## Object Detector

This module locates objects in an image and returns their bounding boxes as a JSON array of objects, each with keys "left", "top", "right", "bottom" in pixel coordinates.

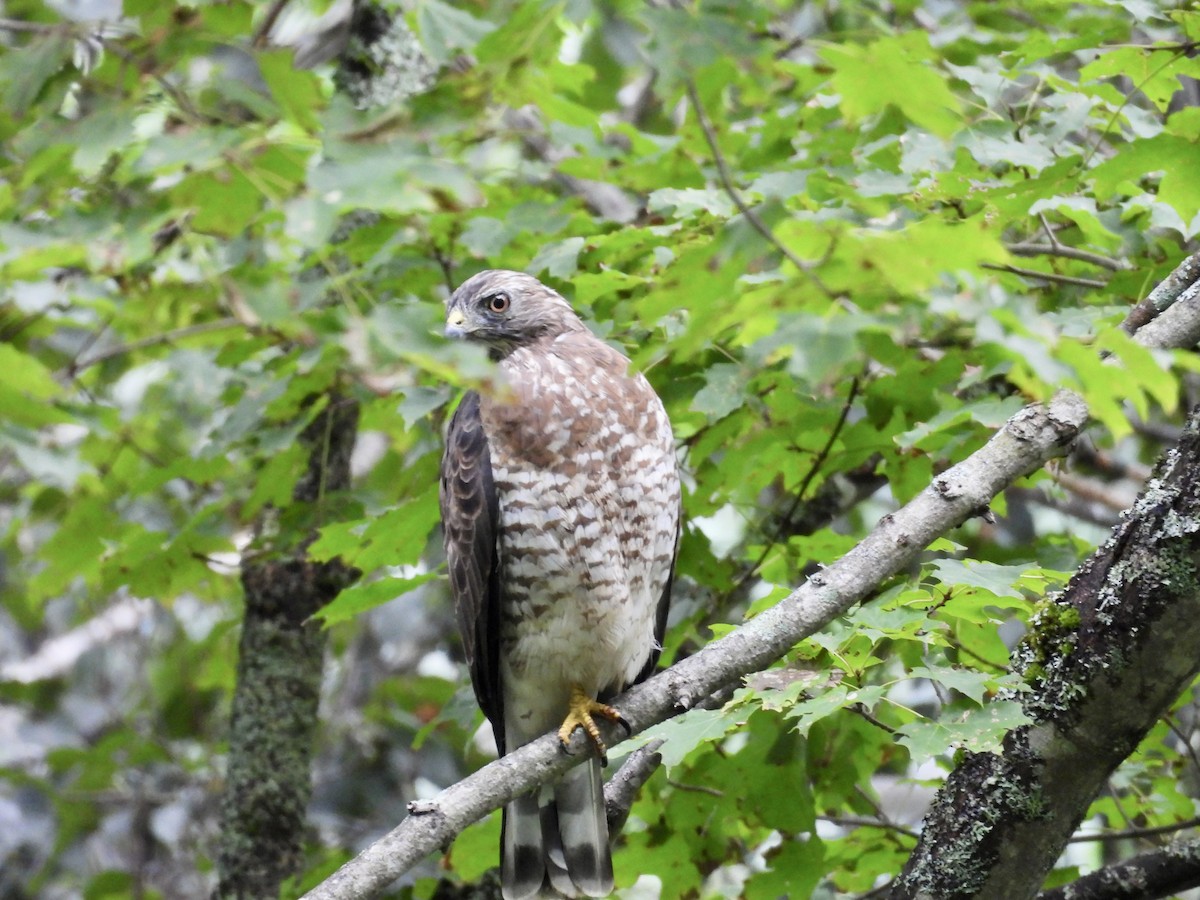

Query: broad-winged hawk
[{"left": 439, "top": 270, "right": 680, "bottom": 899}]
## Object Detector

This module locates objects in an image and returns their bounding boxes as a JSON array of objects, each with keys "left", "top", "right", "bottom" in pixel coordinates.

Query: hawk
[{"left": 439, "top": 270, "right": 680, "bottom": 899}]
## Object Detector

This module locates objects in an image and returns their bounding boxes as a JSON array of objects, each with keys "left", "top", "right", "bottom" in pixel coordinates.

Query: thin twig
[
  {"left": 66, "top": 314, "right": 115, "bottom": 374},
  {"left": 68, "top": 318, "right": 242, "bottom": 375},
  {"left": 1006, "top": 242, "right": 1125, "bottom": 272},
  {"left": 1165, "top": 715, "right": 1200, "bottom": 779},
  {"left": 723, "top": 374, "right": 863, "bottom": 605},
  {"left": 1052, "top": 470, "right": 1137, "bottom": 514},
  {"left": 1072, "top": 442, "right": 1153, "bottom": 484},
  {"left": 1065, "top": 816, "right": 1200, "bottom": 844},
  {"left": 252, "top": 0, "right": 293, "bottom": 48},
  {"left": 665, "top": 778, "right": 724, "bottom": 797},
  {"left": 1037, "top": 211, "right": 1059, "bottom": 247},
  {"left": 818, "top": 815, "right": 919, "bottom": 839},
  {"left": 851, "top": 703, "right": 899, "bottom": 736},
  {"left": 684, "top": 79, "right": 834, "bottom": 299},
  {"left": 981, "top": 262, "right": 1108, "bottom": 289},
  {"left": 1082, "top": 46, "right": 1189, "bottom": 169},
  {"left": 1009, "top": 485, "right": 1119, "bottom": 530},
  {"left": 1091, "top": 40, "right": 1200, "bottom": 53}
]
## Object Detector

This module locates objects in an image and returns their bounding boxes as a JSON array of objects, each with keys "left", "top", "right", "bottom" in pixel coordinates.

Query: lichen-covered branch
[
  {"left": 1036, "top": 835, "right": 1200, "bottom": 900},
  {"left": 300, "top": 392, "right": 1088, "bottom": 900},
  {"left": 889, "top": 405, "right": 1200, "bottom": 900},
  {"left": 216, "top": 395, "right": 360, "bottom": 899}
]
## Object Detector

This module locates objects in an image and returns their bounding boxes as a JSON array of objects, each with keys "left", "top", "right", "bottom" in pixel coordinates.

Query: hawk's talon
[{"left": 558, "top": 684, "right": 626, "bottom": 766}]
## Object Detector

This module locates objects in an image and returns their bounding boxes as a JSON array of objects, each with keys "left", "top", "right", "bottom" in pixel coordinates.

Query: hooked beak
[{"left": 445, "top": 307, "right": 467, "bottom": 339}]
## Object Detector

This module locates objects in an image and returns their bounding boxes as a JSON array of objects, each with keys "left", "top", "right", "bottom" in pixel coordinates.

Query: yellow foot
[{"left": 557, "top": 684, "right": 630, "bottom": 765}]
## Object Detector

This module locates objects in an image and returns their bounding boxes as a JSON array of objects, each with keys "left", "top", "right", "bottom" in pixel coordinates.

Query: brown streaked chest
[{"left": 478, "top": 333, "right": 659, "bottom": 476}]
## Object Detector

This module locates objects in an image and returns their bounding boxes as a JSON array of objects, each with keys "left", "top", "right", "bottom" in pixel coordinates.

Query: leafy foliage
[{"left": 1, "top": 0, "right": 1199, "bottom": 897}]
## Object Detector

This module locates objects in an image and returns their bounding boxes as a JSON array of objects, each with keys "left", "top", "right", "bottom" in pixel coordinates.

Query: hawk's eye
[{"left": 486, "top": 293, "right": 510, "bottom": 314}]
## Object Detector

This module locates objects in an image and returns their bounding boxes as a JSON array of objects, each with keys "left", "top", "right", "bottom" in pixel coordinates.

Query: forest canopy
[{"left": 2, "top": 1, "right": 1200, "bottom": 899}]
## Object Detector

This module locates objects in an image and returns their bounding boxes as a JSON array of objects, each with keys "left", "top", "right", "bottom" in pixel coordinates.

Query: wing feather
[
  {"left": 632, "top": 515, "right": 679, "bottom": 687},
  {"left": 440, "top": 391, "right": 504, "bottom": 749}
]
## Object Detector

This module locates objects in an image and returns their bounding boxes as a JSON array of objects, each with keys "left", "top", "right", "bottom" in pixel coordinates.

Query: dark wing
[
  {"left": 631, "top": 514, "right": 680, "bottom": 687},
  {"left": 440, "top": 391, "right": 504, "bottom": 749}
]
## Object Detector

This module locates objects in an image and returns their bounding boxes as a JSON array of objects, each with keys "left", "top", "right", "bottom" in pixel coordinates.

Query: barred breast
[{"left": 480, "top": 329, "right": 679, "bottom": 745}]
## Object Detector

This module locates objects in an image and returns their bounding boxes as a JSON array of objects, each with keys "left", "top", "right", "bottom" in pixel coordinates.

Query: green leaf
[
  {"left": 315, "top": 573, "right": 439, "bottom": 626},
  {"left": 1090, "top": 135, "right": 1200, "bottom": 221},
  {"left": 416, "top": 0, "right": 496, "bottom": 64},
  {"left": 258, "top": 50, "right": 326, "bottom": 132},
  {"left": 528, "top": 237, "right": 584, "bottom": 279},
  {"left": 927, "top": 559, "right": 1035, "bottom": 600},
  {"left": 744, "top": 838, "right": 825, "bottom": 900},
  {"left": 648, "top": 187, "right": 735, "bottom": 220},
  {"left": 0, "top": 32, "right": 71, "bottom": 117},
  {"left": 0, "top": 344, "right": 68, "bottom": 426},
  {"left": 630, "top": 699, "right": 751, "bottom": 769},
  {"left": 171, "top": 168, "right": 264, "bottom": 238},
  {"left": 1081, "top": 48, "right": 1200, "bottom": 113},
  {"left": 823, "top": 34, "right": 961, "bottom": 136},
  {"left": 690, "top": 363, "right": 748, "bottom": 419},
  {"left": 907, "top": 665, "right": 996, "bottom": 704},
  {"left": 896, "top": 701, "right": 1032, "bottom": 759}
]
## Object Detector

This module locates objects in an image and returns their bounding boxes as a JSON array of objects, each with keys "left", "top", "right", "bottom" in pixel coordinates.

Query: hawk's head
[{"left": 444, "top": 270, "right": 584, "bottom": 358}]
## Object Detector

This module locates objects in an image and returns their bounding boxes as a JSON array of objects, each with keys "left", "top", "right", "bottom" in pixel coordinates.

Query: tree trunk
[
  {"left": 891, "top": 403, "right": 1200, "bottom": 900},
  {"left": 216, "top": 395, "right": 360, "bottom": 899}
]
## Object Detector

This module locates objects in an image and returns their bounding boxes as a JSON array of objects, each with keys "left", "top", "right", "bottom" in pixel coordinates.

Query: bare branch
[
  {"left": 1005, "top": 242, "right": 1126, "bottom": 272},
  {"left": 981, "top": 262, "right": 1109, "bottom": 289},
  {"left": 1122, "top": 250, "right": 1200, "bottom": 335},
  {"left": 1052, "top": 470, "right": 1138, "bottom": 513},
  {"left": 605, "top": 740, "right": 665, "bottom": 837},
  {"left": 252, "top": 0, "right": 293, "bottom": 48},
  {"left": 0, "top": 16, "right": 65, "bottom": 34},
  {"left": 503, "top": 106, "right": 640, "bottom": 224},
  {"left": 819, "top": 815, "right": 919, "bottom": 840},
  {"left": 1065, "top": 816, "right": 1200, "bottom": 844},
  {"left": 1130, "top": 278, "right": 1200, "bottom": 350},
  {"left": 67, "top": 318, "right": 242, "bottom": 376}
]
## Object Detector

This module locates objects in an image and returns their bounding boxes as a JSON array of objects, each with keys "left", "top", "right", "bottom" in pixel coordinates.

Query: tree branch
[
  {"left": 1065, "top": 816, "right": 1200, "bottom": 844},
  {"left": 1128, "top": 278, "right": 1200, "bottom": 350},
  {"left": 0, "top": 16, "right": 64, "bottom": 33},
  {"left": 252, "top": 0, "right": 293, "bottom": 48},
  {"left": 503, "top": 106, "right": 640, "bottom": 224},
  {"left": 605, "top": 739, "right": 665, "bottom": 837},
  {"left": 889, "top": 405, "right": 1200, "bottom": 899},
  {"left": 1038, "top": 835, "right": 1200, "bottom": 900},
  {"left": 1122, "top": 250, "right": 1200, "bottom": 335},
  {"left": 1005, "top": 241, "right": 1127, "bottom": 272},
  {"left": 66, "top": 317, "right": 242, "bottom": 375},
  {"left": 981, "top": 262, "right": 1109, "bottom": 289}
]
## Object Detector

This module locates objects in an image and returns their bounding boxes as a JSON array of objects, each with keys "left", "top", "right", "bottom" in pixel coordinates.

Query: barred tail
[{"left": 501, "top": 759, "right": 613, "bottom": 899}]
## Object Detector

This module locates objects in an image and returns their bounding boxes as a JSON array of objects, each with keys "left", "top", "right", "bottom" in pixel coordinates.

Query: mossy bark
[
  {"left": 891, "top": 404, "right": 1200, "bottom": 900},
  {"left": 216, "top": 396, "right": 360, "bottom": 899}
]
